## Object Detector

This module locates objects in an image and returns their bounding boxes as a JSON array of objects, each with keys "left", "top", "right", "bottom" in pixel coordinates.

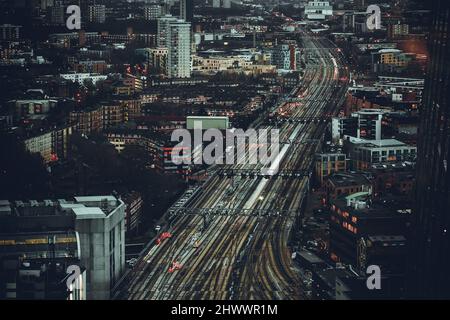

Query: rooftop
[
  {"left": 328, "top": 172, "right": 372, "bottom": 188},
  {"left": 345, "top": 136, "right": 411, "bottom": 148},
  {"left": 0, "top": 196, "right": 122, "bottom": 219},
  {"left": 332, "top": 195, "right": 411, "bottom": 219}
]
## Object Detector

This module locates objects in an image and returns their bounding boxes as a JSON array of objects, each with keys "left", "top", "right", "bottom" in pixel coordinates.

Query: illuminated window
[{"left": 352, "top": 216, "right": 358, "bottom": 223}]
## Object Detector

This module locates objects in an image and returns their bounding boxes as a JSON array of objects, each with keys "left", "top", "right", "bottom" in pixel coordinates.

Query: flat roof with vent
[{"left": 72, "top": 207, "right": 106, "bottom": 220}]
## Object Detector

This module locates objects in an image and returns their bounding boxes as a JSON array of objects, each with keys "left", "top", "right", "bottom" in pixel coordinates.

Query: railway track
[{"left": 121, "top": 33, "right": 349, "bottom": 301}]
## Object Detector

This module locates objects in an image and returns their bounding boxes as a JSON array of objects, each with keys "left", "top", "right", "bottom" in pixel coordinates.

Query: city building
[
  {"left": 374, "top": 76, "right": 424, "bottom": 104},
  {"left": 335, "top": 265, "right": 405, "bottom": 300},
  {"left": 315, "top": 152, "right": 348, "bottom": 186},
  {"left": 331, "top": 117, "right": 358, "bottom": 143},
  {"left": 69, "top": 107, "right": 103, "bottom": 135},
  {"left": 0, "top": 197, "right": 86, "bottom": 300},
  {"left": 186, "top": 116, "right": 229, "bottom": 130},
  {"left": 344, "top": 86, "right": 387, "bottom": 115},
  {"left": 60, "top": 73, "right": 108, "bottom": 86},
  {"left": 24, "top": 125, "right": 75, "bottom": 164},
  {"left": 166, "top": 19, "right": 192, "bottom": 78},
  {"left": 122, "top": 192, "right": 143, "bottom": 234},
  {"left": 10, "top": 99, "right": 58, "bottom": 121},
  {"left": 369, "top": 162, "right": 415, "bottom": 197},
  {"left": 355, "top": 109, "right": 385, "bottom": 141},
  {"left": 0, "top": 24, "right": 21, "bottom": 41},
  {"left": 180, "top": 0, "right": 194, "bottom": 22},
  {"left": 371, "top": 49, "right": 414, "bottom": 73},
  {"left": 325, "top": 172, "right": 372, "bottom": 201},
  {"left": 272, "top": 43, "right": 300, "bottom": 71},
  {"left": 408, "top": 0, "right": 450, "bottom": 299},
  {"left": 60, "top": 196, "right": 125, "bottom": 300},
  {"left": 222, "top": 0, "right": 232, "bottom": 9},
  {"left": 157, "top": 15, "right": 178, "bottom": 47},
  {"left": 49, "top": 5, "right": 65, "bottom": 26},
  {"left": 144, "top": 4, "right": 163, "bottom": 20},
  {"left": 342, "top": 11, "right": 369, "bottom": 33},
  {"left": 332, "top": 109, "right": 386, "bottom": 143},
  {"left": 344, "top": 136, "right": 416, "bottom": 171},
  {"left": 105, "top": 130, "right": 190, "bottom": 175},
  {"left": 102, "top": 103, "right": 128, "bottom": 130},
  {"left": 330, "top": 192, "right": 409, "bottom": 268},
  {"left": 387, "top": 23, "right": 409, "bottom": 40},
  {"left": 157, "top": 16, "right": 192, "bottom": 78},
  {"left": 145, "top": 47, "right": 169, "bottom": 74},
  {"left": 0, "top": 196, "right": 125, "bottom": 300},
  {"left": 73, "top": 60, "right": 108, "bottom": 74},
  {"left": 87, "top": 4, "right": 106, "bottom": 24},
  {"left": 113, "top": 98, "right": 142, "bottom": 121},
  {"left": 304, "top": 1, "right": 333, "bottom": 20}
]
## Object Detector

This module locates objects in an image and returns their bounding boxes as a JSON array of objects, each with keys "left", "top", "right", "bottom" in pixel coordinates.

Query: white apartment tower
[
  {"left": 157, "top": 15, "right": 178, "bottom": 47},
  {"left": 158, "top": 16, "right": 191, "bottom": 78}
]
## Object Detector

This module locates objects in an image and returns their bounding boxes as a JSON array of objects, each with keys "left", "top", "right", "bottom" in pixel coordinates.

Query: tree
[{"left": 0, "top": 133, "right": 51, "bottom": 199}]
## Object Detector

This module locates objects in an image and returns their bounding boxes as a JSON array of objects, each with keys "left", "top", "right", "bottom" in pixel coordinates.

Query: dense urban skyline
[{"left": 0, "top": 0, "right": 448, "bottom": 305}]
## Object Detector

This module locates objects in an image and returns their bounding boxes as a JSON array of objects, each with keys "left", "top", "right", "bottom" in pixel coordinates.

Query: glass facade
[{"left": 409, "top": 0, "right": 450, "bottom": 299}]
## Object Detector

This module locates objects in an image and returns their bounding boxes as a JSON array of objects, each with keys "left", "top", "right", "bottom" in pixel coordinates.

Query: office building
[
  {"left": 344, "top": 136, "right": 416, "bottom": 170},
  {"left": 0, "top": 196, "right": 125, "bottom": 300},
  {"left": 332, "top": 109, "right": 385, "bottom": 143},
  {"left": 330, "top": 193, "right": 409, "bottom": 268},
  {"left": 408, "top": 0, "right": 450, "bottom": 299},
  {"left": 371, "top": 49, "right": 414, "bottom": 73},
  {"left": 331, "top": 117, "right": 358, "bottom": 143},
  {"left": 157, "top": 15, "right": 178, "bottom": 47},
  {"left": 180, "top": 0, "right": 194, "bottom": 22},
  {"left": 355, "top": 109, "right": 385, "bottom": 141}
]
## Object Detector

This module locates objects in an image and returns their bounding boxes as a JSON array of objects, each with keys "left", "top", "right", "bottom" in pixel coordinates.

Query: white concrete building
[
  {"left": 305, "top": 1, "right": 333, "bottom": 20},
  {"left": 157, "top": 15, "right": 178, "bottom": 47},
  {"left": 166, "top": 19, "right": 192, "bottom": 78},
  {"left": 60, "top": 196, "right": 126, "bottom": 300},
  {"left": 355, "top": 109, "right": 386, "bottom": 141}
]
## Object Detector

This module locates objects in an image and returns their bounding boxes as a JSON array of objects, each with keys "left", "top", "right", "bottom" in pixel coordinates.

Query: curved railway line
[{"left": 121, "top": 33, "right": 349, "bottom": 301}]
